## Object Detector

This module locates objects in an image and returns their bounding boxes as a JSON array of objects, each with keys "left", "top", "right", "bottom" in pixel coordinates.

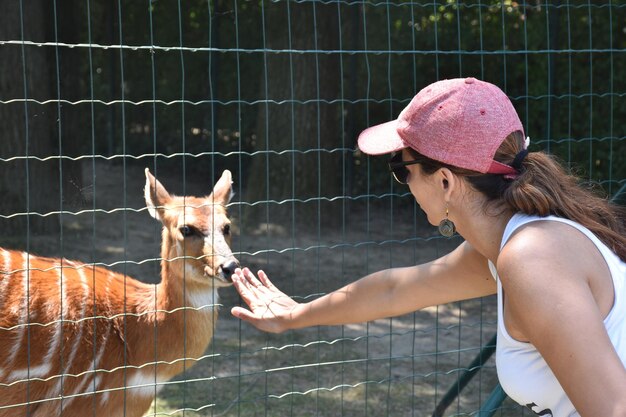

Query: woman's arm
[
  {"left": 498, "top": 222, "right": 626, "bottom": 417},
  {"left": 231, "top": 240, "right": 496, "bottom": 333}
]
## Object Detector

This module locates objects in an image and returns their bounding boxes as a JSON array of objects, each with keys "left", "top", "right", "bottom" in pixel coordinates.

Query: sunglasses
[{"left": 388, "top": 153, "right": 422, "bottom": 184}]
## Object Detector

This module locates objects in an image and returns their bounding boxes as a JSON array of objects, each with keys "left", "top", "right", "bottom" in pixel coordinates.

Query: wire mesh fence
[{"left": 0, "top": 0, "right": 624, "bottom": 416}]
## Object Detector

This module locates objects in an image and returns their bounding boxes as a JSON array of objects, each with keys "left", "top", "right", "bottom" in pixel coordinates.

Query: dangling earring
[{"left": 438, "top": 205, "right": 456, "bottom": 238}]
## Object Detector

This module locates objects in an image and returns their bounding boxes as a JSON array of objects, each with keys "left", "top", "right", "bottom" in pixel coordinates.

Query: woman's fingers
[
  {"left": 231, "top": 305, "right": 256, "bottom": 322},
  {"left": 232, "top": 268, "right": 262, "bottom": 306},
  {"left": 241, "top": 267, "right": 262, "bottom": 286},
  {"left": 232, "top": 268, "right": 251, "bottom": 292},
  {"left": 257, "top": 270, "right": 278, "bottom": 291},
  {"left": 232, "top": 268, "right": 275, "bottom": 309},
  {"left": 237, "top": 268, "right": 281, "bottom": 298},
  {"left": 231, "top": 272, "right": 264, "bottom": 323},
  {"left": 231, "top": 267, "right": 296, "bottom": 334}
]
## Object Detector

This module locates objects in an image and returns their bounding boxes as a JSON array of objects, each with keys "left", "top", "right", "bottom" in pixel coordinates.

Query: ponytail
[
  {"left": 479, "top": 132, "right": 626, "bottom": 261},
  {"left": 499, "top": 136, "right": 626, "bottom": 261}
]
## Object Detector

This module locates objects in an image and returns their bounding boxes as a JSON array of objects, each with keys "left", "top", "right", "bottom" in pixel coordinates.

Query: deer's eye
[
  {"left": 222, "top": 224, "right": 231, "bottom": 236},
  {"left": 179, "top": 225, "right": 198, "bottom": 238}
]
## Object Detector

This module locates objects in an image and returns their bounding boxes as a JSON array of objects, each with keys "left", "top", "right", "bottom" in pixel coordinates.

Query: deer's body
[{"left": 0, "top": 170, "right": 238, "bottom": 417}]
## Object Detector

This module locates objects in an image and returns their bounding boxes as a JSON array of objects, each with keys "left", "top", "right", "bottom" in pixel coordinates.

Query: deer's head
[{"left": 144, "top": 169, "right": 239, "bottom": 288}]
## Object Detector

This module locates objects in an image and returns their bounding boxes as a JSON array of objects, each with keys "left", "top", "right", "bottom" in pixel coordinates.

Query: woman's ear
[{"left": 438, "top": 168, "right": 458, "bottom": 200}]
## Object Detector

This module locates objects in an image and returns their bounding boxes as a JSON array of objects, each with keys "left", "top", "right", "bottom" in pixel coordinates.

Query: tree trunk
[
  {"left": 0, "top": 0, "right": 60, "bottom": 248},
  {"left": 244, "top": 1, "right": 345, "bottom": 230}
]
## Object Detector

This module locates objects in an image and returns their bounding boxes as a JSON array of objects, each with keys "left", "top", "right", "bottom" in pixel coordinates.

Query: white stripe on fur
[
  {"left": 6, "top": 252, "right": 29, "bottom": 365},
  {"left": 65, "top": 324, "right": 110, "bottom": 408},
  {"left": 64, "top": 261, "right": 90, "bottom": 379}
]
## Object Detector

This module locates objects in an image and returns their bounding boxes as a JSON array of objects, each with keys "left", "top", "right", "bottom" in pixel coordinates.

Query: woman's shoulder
[
  {"left": 497, "top": 216, "right": 600, "bottom": 283},
  {"left": 500, "top": 219, "right": 570, "bottom": 259},
  {"left": 505, "top": 213, "right": 588, "bottom": 239},
  {"left": 504, "top": 214, "right": 595, "bottom": 251}
]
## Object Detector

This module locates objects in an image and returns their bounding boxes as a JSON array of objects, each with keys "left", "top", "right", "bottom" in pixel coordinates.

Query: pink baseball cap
[{"left": 357, "top": 77, "right": 525, "bottom": 175}]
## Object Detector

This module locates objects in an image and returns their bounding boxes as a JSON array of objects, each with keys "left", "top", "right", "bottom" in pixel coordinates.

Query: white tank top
[{"left": 488, "top": 213, "right": 626, "bottom": 416}]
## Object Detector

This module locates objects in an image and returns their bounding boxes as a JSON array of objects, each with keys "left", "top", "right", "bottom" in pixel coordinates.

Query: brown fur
[{"left": 0, "top": 169, "right": 238, "bottom": 417}]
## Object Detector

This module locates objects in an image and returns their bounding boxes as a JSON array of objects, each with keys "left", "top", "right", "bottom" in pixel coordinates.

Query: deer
[{"left": 0, "top": 168, "right": 239, "bottom": 417}]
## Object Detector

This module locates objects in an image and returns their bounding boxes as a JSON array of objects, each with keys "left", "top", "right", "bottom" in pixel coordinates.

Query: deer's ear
[
  {"left": 210, "top": 170, "right": 234, "bottom": 205},
  {"left": 144, "top": 168, "right": 172, "bottom": 220}
]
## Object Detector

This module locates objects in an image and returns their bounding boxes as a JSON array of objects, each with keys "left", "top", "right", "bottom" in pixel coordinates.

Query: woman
[{"left": 231, "top": 78, "right": 626, "bottom": 416}]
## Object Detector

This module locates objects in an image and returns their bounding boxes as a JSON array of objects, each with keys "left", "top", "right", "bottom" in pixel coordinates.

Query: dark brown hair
[{"left": 408, "top": 131, "right": 626, "bottom": 261}]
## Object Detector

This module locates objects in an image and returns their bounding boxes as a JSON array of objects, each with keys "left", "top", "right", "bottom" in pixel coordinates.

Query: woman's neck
[{"left": 455, "top": 208, "right": 515, "bottom": 264}]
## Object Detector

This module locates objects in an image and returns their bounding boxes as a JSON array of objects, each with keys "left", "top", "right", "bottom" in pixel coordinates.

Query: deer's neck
[
  {"left": 155, "top": 228, "right": 219, "bottom": 313},
  {"left": 120, "top": 233, "right": 218, "bottom": 373},
  {"left": 157, "top": 261, "right": 219, "bottom": 314}
]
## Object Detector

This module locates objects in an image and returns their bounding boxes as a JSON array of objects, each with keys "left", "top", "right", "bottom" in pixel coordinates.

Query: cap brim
[{"left": 357, "top": 120, "right": 407, "bottom": 155}]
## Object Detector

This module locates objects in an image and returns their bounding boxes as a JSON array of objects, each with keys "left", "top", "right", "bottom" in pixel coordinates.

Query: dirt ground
[{"left": 6, "top": 160, "right": 523, "bottom": 416}]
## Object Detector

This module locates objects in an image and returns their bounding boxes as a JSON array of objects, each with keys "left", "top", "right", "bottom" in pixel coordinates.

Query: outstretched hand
[{"left": 231, "top": 267, "right": 299, "bottom": 333}]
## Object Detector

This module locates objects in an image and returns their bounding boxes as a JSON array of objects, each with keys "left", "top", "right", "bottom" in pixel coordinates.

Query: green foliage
[
  {"left": 34, "top": 0, "right": 624, "bottom": 193},
  {"left": 346, "top": 0, "right": 624, "bottom": 194}
]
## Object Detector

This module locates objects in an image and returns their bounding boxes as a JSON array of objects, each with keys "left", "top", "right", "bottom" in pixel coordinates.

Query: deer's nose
[{"left": 219, "top": 260, "right": 239, "bottom": 281}]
